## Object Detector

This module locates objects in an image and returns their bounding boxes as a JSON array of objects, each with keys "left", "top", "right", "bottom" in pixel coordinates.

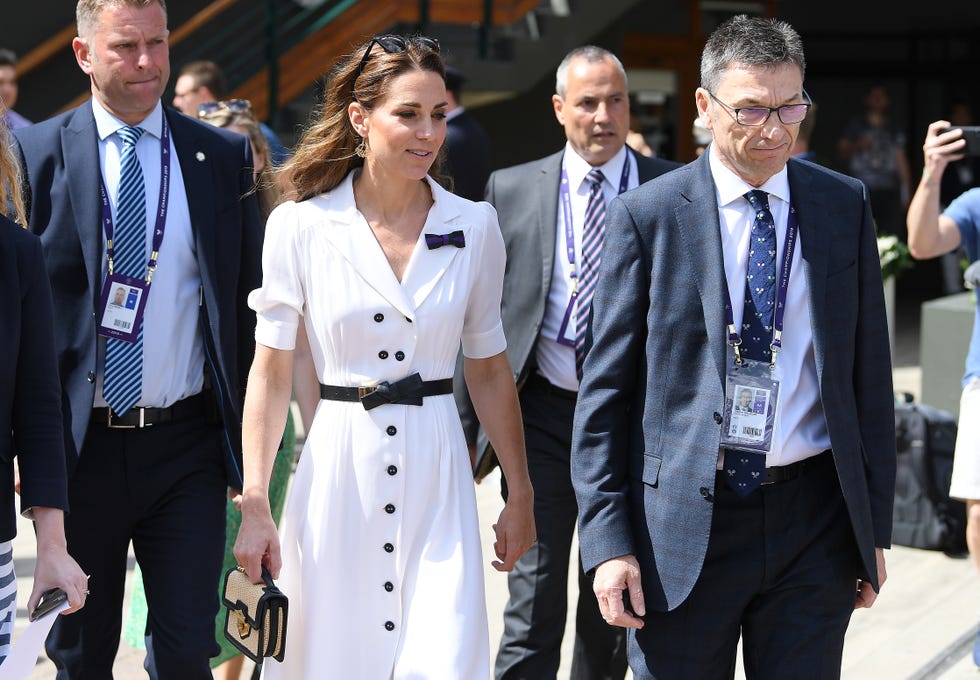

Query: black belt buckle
[{"left": 106, "top": 408, "right": 151, "bottom": 429}]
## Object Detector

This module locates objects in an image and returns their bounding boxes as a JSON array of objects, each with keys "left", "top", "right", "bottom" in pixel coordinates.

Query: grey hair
[
  {"left": 555, "top": 45, "right": 627, "bottom": 98},
  {"left": 76, "top": 0, "right": 167, "bottom": 38},
  {"left": 700, "top": 14, "right": 805, "bottom": 94}
]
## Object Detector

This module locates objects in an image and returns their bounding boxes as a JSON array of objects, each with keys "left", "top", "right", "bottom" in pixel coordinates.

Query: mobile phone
[
  {"left": 943, "top": 126, "right": 980, "bottom": 157},
  {"left": 30, "top": 587, "right": 68, "bottom": 622}
]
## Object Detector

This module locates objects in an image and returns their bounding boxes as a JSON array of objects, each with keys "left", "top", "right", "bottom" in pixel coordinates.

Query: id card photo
[
  {"left": 98, "top": 273, "right": 147, "bottom": 343},
  {"left": 728, "top": 385, "right": 769, "bottom": 443}
]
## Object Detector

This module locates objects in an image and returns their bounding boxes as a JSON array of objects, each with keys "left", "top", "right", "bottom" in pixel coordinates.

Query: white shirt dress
[{"left": 249, "top": 171, "right": 506, "bottom": 678}]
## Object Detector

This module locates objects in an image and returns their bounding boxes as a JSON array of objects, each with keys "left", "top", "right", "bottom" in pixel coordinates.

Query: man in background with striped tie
[
  {"left": 12, "top": 0, "right": 262, "bottom": 677},
  {"left": 454, "top": 45, "right": 678, "bottom": 679}
]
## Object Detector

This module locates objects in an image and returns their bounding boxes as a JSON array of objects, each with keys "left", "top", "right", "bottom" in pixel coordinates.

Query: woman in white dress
[{"left": 234, "top": 35, "right": 535, "bottom": 678}]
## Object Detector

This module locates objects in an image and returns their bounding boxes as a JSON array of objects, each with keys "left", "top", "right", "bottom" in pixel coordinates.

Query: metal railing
[{"left": 172, "top": 0, "right": 360, "bottom": 120}]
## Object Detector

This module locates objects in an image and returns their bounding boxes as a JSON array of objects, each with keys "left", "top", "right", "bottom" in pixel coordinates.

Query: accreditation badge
[
  {"left": 97, "top": 273, "right": 147, "bottom": 343},
  {"left": 720, "top": 356, "right": 780, "bottom": 456}
]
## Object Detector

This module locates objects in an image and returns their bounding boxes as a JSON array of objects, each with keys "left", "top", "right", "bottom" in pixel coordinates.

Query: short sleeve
[
  {"left": 247, "top": 201, "right": 305, "bottom": 350},
  {"left": 461, "top": 203, "right": 507, "bottom": 359},
  {"left": 944, "top": 188, "right": 980, "bottom": 263}
]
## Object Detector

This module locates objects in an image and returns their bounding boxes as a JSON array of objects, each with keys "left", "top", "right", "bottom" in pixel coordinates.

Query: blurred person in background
[{"left": 0, "top": 49, "right": 31, "bottom": 130}]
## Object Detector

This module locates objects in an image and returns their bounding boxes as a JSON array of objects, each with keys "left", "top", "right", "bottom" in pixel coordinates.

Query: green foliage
[{"left": 877, "top": 234, "right": 913, "bottom": 281}]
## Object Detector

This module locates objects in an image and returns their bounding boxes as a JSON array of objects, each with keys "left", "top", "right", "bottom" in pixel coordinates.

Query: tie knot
[
  {"left": 744, "top": 189, "right": 770, "bottom": 212},
  {"left": 586, "top": 168, "right": 605, "bottom": 188},
  {"left": 118, "top": 126, "right": 145, "bottom": 148}
]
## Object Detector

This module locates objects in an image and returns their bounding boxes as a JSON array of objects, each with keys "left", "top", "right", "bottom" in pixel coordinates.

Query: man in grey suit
[
  {"left": 455, "top": 46, "right": 678, "bottom": 679},
  {"left": 571, "top": 16, "right": 896, "bottom": 679}
]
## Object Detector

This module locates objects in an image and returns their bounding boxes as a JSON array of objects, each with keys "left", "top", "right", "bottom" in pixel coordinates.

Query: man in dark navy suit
[
  {"left": 13, "top": 0, "right": 261, "bottom": 676},
  {"left": 442, "top": 66, "right": 492, "bottom": 202}
]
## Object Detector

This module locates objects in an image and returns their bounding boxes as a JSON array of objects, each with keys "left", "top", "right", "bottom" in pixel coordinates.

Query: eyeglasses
[
  {"left": 355, "top": 34, "right": 441, "bottom": 80},
  {"left": 708, "top": 91, "right": 811, "bottom": 126},
  {"left": 197, "top": 99, "right": 252, "bottom": 119}
]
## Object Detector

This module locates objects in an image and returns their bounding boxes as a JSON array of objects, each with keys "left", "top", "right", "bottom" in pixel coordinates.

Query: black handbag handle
[{"left": 236, "top": 564, "right": 278, "bottom": 589}]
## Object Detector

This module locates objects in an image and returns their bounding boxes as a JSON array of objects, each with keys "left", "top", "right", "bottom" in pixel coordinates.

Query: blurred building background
[{"left": 6, "top": 0, "right": 980, "bottom": 303}]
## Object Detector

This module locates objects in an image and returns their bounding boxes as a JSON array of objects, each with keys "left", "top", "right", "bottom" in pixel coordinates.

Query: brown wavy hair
[
  {"left": 0, "top": 119, "right": 26, "bottom": 226},
  {"left": 278, "top": 35, "right": 446, "bottom": 202}
]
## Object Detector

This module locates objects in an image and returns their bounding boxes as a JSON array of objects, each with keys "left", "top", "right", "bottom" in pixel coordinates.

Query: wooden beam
[
  {"left": 26, "top": 0, "right": 239, "bottom": 83},
  {"left": 18, "top": 24, "right": 77, "bottom": 78}
]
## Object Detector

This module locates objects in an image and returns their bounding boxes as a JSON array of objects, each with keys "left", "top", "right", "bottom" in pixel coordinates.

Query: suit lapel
[
  {"left": 63, "top": 105, "right": 103, "bottom": 301},
  {"left": 677, "top": 155, "right": 729, "bottom": 382},
  {"left": 168, "top": 110, "right": 219, "bottom": 307},
  {"left": 537, "top": 153, "right": 562, "bottom": 301},
  {"left": 788, "top": 161, "right": 830, "bottom": 385}
]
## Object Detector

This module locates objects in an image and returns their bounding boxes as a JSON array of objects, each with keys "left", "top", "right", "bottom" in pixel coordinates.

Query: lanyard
[
  {"left": 100, "top": 114, "right": 172, "bottom": 285},
  {"left": 559, "top": 156, "right": 631, "bottom": 277},
  {"left": 725, "top": 203, "right": 799, "bottom": 368},
  {"left": 554, "top": 157, "right": 631, "bottom": 348}
]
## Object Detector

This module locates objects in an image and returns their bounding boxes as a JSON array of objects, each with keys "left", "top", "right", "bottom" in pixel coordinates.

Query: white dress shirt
[
  {"left": 91, "top": 99, "right": 205, "bottom": 408},
  {"left": 536, "top": 143, "right": 638, "bottom": 392},
  {"left": 708, "top": 148, "right": 831, "bottom": 465}
]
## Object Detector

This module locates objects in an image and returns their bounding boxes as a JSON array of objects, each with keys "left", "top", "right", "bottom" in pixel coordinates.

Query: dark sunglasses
[
  {"left": 197, "top": 99, "right": 252, "bottom": 118},
  {"left": 355, "top": 34, "right": 441, "bottom": 79}
]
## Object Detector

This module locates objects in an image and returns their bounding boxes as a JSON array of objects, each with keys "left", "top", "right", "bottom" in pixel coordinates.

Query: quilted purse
[{"left": 222, "top": 565, "right": 288, "bottom": 663}]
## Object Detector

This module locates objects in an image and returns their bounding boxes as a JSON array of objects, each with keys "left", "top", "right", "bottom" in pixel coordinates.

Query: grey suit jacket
[
  {"left": 453, "top": 147, "right": 680, "bottom": 479},
  {"left": 571, "top": 152, "right": 896, "bottom": 611}
]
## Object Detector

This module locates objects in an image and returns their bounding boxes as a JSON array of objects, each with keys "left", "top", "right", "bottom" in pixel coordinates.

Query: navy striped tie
[
  {"left": 576, "top": 168, "right": 606, "bottom": 381},
  {"left": 723, "top": 189, "right": 776, "bottom": 496},
  {"left": 103, "top": 125, "right": 146, "bottom": 415}
]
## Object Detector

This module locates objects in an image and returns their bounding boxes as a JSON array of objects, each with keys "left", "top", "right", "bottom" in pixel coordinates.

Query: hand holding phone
[
  {"left": 29, "top": 587, "right": 68, "bottom": 622},
  {"left": 942, "top": 126, "right": 980, "bottom": 157}
]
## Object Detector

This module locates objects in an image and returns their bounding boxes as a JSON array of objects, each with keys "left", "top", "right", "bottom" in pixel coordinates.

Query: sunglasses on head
[
  {"left": 197, "top": 99, "right": 252, "bottom": 118},
  {"left": 355, "top": 34, "right": 441, "bottom": 80}
]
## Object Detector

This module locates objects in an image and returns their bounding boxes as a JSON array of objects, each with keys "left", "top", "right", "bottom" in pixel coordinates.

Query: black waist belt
[
  {"left": 91, "top": 392, "right": 207, "bottom": 429},
  {"left": 760, "top": 449, "right": 833, "bottom": 485},
  {"left": 319, "top": 373, "right": 453, "bottom": 411}
]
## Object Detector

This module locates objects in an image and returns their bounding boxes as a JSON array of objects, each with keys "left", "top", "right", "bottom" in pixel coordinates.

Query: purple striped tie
[{"left": 575, "top": 168, "right": 606, "bottom": 381}]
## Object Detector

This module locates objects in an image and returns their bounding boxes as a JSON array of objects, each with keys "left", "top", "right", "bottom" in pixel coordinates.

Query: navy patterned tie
[
  {"left": 724, "top": 189, "right": 776, "bottom": 496},
  {"left": 103, "top": 126, "right": 146, "bottom": 415},
  {"left": 576, "top": 168, "right": 606, "bottom": 381}
]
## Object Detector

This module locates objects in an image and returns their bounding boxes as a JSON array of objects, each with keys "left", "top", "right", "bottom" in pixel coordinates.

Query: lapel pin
[{"left": 196, "top": 151, "right": 206, "bottom": 162}]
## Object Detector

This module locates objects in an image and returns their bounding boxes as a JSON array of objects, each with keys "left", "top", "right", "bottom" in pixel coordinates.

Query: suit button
[
  {"left": 386, "top": 426, "right": 397, "bottom": 436},
  {"left": 374, "top": 313, "right": 384, "bottom": 323},
  {"left": 384, "top": 581, "right": 394, "bottom": 592},
  {"left": 383, "top": 543, "right": 394, "bottom": 553},
  {"left": 699, "top": 487, "right": 714, "bottom": 502},
  {"left": 87, "top": 371, "right": 96, "bottom": 383},
  {"left": 395, "top": 351, "right": 405, "bottom": 361},
  {"left": 713, "top": 412, "right": 723, "bottom": 424},
  {"left": 385, "top": 621, "right": 395, "bottom": 631},
  {"left": 387, "top": 465, "right": 398, "bottom": 476},
  {"left": 378, "top": 350, "right": 389, "bottom": 359},
  {"left": 385, "top": 504, "right": 396, "bottom": 514}
]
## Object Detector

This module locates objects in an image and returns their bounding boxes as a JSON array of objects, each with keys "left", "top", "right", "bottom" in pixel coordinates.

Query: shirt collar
[
  {"left": 446, "top": 106, "right": 464, "bottom": 122},
  {"left": 92, "top": 98, "right": 164, "bottom": 142},
  {"left": 708, "top": 145, "right": 790, "bottom": 209},
  {"left": 563, "top": 142, "right": 630, "bottom": 192}
]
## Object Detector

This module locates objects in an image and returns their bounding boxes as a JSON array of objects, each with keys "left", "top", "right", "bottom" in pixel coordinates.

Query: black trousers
[
  {"left": 46, "top": 412, "right": 227, "bottom": 679},
  {"left": 495, "top": 374, "right": 627, "bottom": 680},
  {"left": 628, "top": 452, "right": 860, "bottom": 680}
]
